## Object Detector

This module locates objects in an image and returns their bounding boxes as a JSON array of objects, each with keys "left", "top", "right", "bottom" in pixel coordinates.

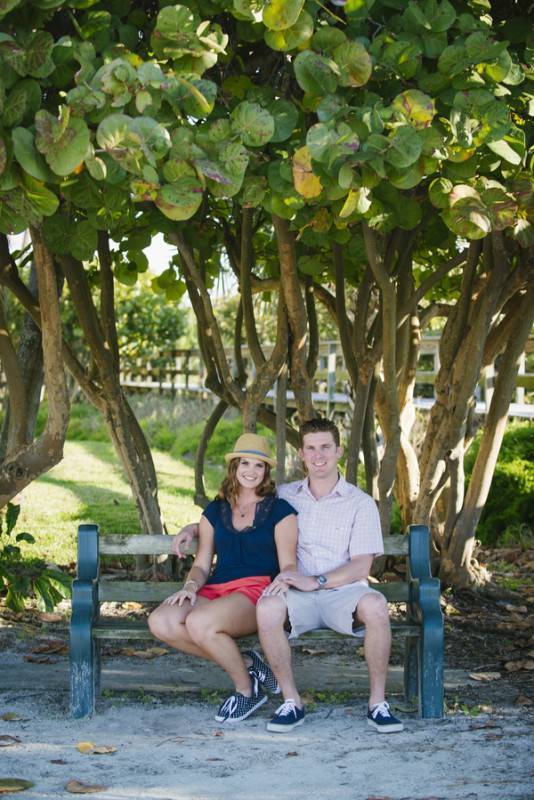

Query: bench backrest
[{"left": 81, "top": 530, "right": 412, "bottom": 604}]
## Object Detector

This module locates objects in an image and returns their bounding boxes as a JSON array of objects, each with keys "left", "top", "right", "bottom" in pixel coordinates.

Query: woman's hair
[{"left": 218, "top": 458, "right": 276, "bottom": 506}]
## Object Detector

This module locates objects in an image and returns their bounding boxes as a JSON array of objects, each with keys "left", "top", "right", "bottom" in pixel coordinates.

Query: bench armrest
[
  {"left": 408, "top": 524, "right": 432, "bottom": 580},
  {"left": 76, "top": 524, "right": 99, "bottom": 581}
]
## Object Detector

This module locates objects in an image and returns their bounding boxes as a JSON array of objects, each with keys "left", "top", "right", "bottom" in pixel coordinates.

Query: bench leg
[
  {"left": 70, "top": 624, "right": 96, "bottom": 718},
  {"left": 417, "top": 580, "right": 444, "bottom": 719},
  {"left": 70, "top": 580, "right": 98, "bottom": 718},
  {"left": 404, "top": 634, "right": 419, "bottom": 704}
]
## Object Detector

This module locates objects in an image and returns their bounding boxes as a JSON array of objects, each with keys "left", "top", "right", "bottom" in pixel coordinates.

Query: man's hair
[{"left": 299, "top": 418, "right": 340, "bottom": 447}]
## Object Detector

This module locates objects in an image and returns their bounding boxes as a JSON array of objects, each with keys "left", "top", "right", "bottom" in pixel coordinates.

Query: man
[{"left": 174, "top": 418, "right": 403, "bottom": 735}]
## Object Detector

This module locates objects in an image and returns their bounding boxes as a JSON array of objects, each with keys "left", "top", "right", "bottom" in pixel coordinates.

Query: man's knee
[
  {"left": 357, "top": 592, "right": 390, "bottom": 627},
  {"left": 256, "top": 595, "right": 287, "bottom": 632}
]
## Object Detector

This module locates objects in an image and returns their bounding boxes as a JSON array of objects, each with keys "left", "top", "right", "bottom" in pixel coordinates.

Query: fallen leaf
[
  {"left": 91, "top": 746, "right": 116, "bottom": 755},
  {"left": 505, "top": 659, "right": 534, "bottom": 672},
  {"left": 76, "top": 742, "right": 96, "bottom": 754},
  {"left": 40, "top": 612, "right": 63, "bottom": 622},
  {"left": 206, "top": 757, "right": 222, "bottom": 762},
  {"left": 485, "top": 733, "right": 503, "bottom": 741},
  {"left": 0, "top": 778, "right": 34, "bottom": 794},
  {"left": 147, "top": 647, "right": 169, "bottom": 656},
  {"left": 286, "top": 751, "right": 298, "bottom": 757},
  {"left": 23, "top": 654, "right": 58, "bottom": 664},
  {"left": 469, "top": 721, "right": 498, "bottom": 730},
  {"left": 366, "top": 796, "right": 393, "bottom": 800},
  {"left": 32, "top": 639, "right": 68, "bottom": 655},
  {"left": 0, "top": 735, "right": 21, "bottom": 747},
  {"left": 469, "top": 672, "right": 501, "bottom": 682},
  {"left": 0, "top": 713, "right": 28, "bottom": 722},
  {"left": 212, "top": 730, "right": 224, "bottom": 737},
  {"left": 515, "top": 694, "right": 533, "bottom": 706},
  {"left": 51, "top": 759, "right": 67, "bottom": 765},
  {"left": 65, "top": 780, "right": 108, "bottom": 794},
  {"left": 301, "top": 648, "right": 327, "bottom": 656},
  {"left": 122, "top": 602, "right": 142, "bottom": 611}
]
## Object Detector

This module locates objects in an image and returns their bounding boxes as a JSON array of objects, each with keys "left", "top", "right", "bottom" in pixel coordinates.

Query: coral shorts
[{"left": 197, "top": 576, "right": 271, "bottom": 606}]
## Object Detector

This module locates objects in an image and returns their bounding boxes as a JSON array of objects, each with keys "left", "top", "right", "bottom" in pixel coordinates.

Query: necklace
[{"left": 234, "top": 499, "right": 258, "bottom": 518}]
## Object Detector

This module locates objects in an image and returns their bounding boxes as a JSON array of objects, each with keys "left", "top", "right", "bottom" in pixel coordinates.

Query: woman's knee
[
  {"left": 256, "top": 596, "right": 286, "bottom": 631},
  {"left": 185, "top": 610, "right": 214, "bottom": 644},
  {"left": 148, "top": 607, "right": 170, "bottom": 640}
]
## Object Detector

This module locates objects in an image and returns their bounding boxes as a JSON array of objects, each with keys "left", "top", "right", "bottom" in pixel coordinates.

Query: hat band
[{"left": 234, "top": 448, "right": 271, "bottom": 459}]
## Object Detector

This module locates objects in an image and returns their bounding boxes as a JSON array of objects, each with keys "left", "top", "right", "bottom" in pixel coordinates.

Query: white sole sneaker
[
  {"left": 367, "top": 717, "right": 404, "bottom": 733},
  {"left": 214, "top": 692, "right": 267, "bottom": 723},
  {"left": 266, "top": 716, "right": 305, "bottom": 733}
]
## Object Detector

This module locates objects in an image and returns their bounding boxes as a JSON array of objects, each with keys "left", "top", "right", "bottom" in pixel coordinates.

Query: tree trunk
[
  {"left": 0, "top": 227, "right": 69, "bottom": 506},
  {"left": 440, "top": 280, "right": 534, "bottom": 587}
]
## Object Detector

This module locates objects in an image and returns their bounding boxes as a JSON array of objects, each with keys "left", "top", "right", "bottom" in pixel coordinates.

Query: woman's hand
[
  {"left": 171, "top": 523, "right": 200, "bottom": 558},
  {"left": 162, "top": 588, "right": 197, "bottom": 606}
]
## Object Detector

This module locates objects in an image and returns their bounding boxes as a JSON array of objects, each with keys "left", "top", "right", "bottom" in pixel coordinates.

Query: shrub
[
  {"left": 171, "top": 418, "right": 273, "bottom": 464},
  {"left": 0, "top": 504, "right": 71, "bottom": 612},
  {"left": 465, "top": 422, "right": 534, "bottom": 545}
]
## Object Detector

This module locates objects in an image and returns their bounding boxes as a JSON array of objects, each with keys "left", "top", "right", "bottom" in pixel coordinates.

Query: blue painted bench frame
[{"left": 70, "top": 523, "right": 444, "bottom": 719}]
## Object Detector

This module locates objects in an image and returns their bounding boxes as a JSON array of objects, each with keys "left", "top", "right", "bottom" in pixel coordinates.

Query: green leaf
[
  {"left": 231, "top": 101, "right": 274, "bottom": 147},
  {"left": 306, "top": 123, "right": 337, "bottom": 163},
  {"left": 12, "top": 128, "right": 54, "bottom": 182},
  {"left": 25, "top": 30, "right": 55, "bottom": 78},
  {"left": 429, "top": 177, "right": 453, "bottom": 208},
  {"left": 269, "top": 99, "right": 298, "bottom": 142},
  {"left": 263, "top": 0, "right": 304, "bottom": 31},
  {"left": 220, "top": 142, "right": 249, "bottom": 177},
  {"left": 0, "top": 0, "right": 23, "bottom": 19},
  {"left": 15, "top": 532, "right": 35, "bottom": 544},
  {"left": 35, "top": 111, "right": 90, "bottom": 176},
  {"left": 21, "top": 173, "right": 58, "bottom": 217},
  {"left": 391, "top": 90, "right": 436, "bottom": 129},
  {"left": 241, "top": 175, "right": 267, "bottom": 208},
  {"left": 180, "top": 77, "right": 217, "bottom": 118},
  {"left": 385, "top": 126, "right": 422, "bottom": 168},
  {"left": 3, "top": 79, "right": 41, "bottom": 127},
  {"left": 265, "top": 9, "right": 313, "bottom": 51},
  {"left": 486, "top": 132, "right": 524, "bottom": 165},
  {"left": 293, "top": 51, "right": 337, "bottom": 96},
  {"left": 6, "top": 503, "right": 20, "bottom": 536},
  {"left": 155, "top": 178, "right": 203, "bottom": 221},
  {"left": 332, "top": 41, "right": 372, "bottom": 88},
  {"left": 403, "top": 0, "right": 456, "bottom": 33},
  {"left": 69, "top": 220, "right": 97, "bottom": 261}
]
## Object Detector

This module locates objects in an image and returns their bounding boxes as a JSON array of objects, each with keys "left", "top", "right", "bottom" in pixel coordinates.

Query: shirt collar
[{"left": 296, "top": 472, "right": 349, "bottom": 499}]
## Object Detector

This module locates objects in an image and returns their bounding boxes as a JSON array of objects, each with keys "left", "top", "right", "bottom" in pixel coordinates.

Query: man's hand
[
  {"left": 171, "top": 523, "right": 199, "bottom": 558},
  {"left": 283, "top": 574, "right": 319, "bottom": 592}
]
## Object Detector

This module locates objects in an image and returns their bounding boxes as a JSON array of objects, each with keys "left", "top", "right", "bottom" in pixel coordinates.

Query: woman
[{"left": 148, "top": 433, "right": 298, "bottom": 723}]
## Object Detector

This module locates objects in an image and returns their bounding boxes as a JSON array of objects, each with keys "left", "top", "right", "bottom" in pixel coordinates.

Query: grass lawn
[{"left": 16, "top": 441, "right": 220, "bottom": 566}]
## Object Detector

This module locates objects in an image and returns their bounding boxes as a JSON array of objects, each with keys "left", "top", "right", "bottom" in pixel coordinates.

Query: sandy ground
[{"left": 1, "top": 678, "right": 533, "bottom": 800}]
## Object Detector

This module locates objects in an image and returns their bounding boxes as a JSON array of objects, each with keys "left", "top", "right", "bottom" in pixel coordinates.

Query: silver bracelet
[{"left": 184, "top": 579, "right": 199, "bottom": 592}]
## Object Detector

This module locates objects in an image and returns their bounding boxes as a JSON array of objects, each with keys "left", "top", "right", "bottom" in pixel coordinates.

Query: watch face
[{"left": 317, "top": 575, "right": 327, "bottom": 587}]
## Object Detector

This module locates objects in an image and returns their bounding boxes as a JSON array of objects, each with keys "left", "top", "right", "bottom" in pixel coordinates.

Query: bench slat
[
  {"left": 98, "top": 533, "right": 409, "bottom": 557},
  {"left": 93, "top": 617, "right": 420, "bottom": 640},
  {"left": 98, "top": 579, "right": 409, "bottom": 603}
]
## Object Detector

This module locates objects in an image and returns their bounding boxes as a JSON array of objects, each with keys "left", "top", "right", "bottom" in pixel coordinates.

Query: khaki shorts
[{"left": 284, "top": 581, "right": 380, "bottom": 639}]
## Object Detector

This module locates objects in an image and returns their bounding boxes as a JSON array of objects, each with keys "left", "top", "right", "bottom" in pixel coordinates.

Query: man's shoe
[
  {"left": 244, "top": 649, "right": 280, "bottom": 694},
  {"left": 367, "top": 701, "right": 404, "bottom": 733},
  {"left": 266, "top": 699, "right": 305, "bottom": 733},
  {"left": 214, "top": 673, "right": 267, "bottom": 723}
]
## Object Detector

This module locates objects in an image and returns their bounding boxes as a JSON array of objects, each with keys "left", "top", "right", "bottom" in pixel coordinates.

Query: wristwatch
[{"left": 315, "top": 575, "right": 327, "bottom": 589}]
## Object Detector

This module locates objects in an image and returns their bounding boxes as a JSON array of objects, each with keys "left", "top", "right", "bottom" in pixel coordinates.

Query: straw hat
[{"left": 224, "top": 433, "right": 275, "bottom": 468}]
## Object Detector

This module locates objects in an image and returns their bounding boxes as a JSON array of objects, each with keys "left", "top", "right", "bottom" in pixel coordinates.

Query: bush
[
  {"left": 171, "top": 418, "right": 273, "bottom": 464},
  {"left": 465, "top": 422, "right": 534, "bottom": 545},
  {"left": 0, "top": 504, "right": 71, "bottom": 612}
]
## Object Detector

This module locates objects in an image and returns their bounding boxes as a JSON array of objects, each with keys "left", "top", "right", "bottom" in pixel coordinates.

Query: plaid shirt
[{"left": 277, "top": 474, "right": 383, "bottom": 577}]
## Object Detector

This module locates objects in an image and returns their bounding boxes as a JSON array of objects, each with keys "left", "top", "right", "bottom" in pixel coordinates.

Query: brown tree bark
[{"left": 0, "top": 227, "right": 69, "bottom": 506}]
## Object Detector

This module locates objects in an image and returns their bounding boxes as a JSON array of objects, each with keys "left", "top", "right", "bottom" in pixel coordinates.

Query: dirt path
[{"left": 1, "top": 688, "right": 533, "bottom": 800}]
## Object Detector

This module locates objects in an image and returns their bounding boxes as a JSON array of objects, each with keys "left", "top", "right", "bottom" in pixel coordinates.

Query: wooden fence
[{"left": 118, "top": 336, "right": 534, "bottom": 419}]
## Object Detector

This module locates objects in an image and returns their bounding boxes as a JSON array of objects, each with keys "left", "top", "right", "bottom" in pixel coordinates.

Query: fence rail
[{"left": 118, "top": 337, "right": 534, "bottom": 419}]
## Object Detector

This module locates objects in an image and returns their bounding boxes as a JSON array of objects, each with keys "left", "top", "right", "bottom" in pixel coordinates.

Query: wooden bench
[{"left": 70, "top": 524, "right": 444, "bottom": 719}]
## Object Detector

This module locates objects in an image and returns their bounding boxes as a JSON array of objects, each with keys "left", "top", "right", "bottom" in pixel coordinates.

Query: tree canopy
[{"left": 0, "top": 0, "right": 532, "bottom": 587}]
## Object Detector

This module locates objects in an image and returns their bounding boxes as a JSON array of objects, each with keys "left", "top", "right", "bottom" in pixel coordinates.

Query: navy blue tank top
[{"left": 202, "top": 496, "right": 297, "bottom": 584}]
